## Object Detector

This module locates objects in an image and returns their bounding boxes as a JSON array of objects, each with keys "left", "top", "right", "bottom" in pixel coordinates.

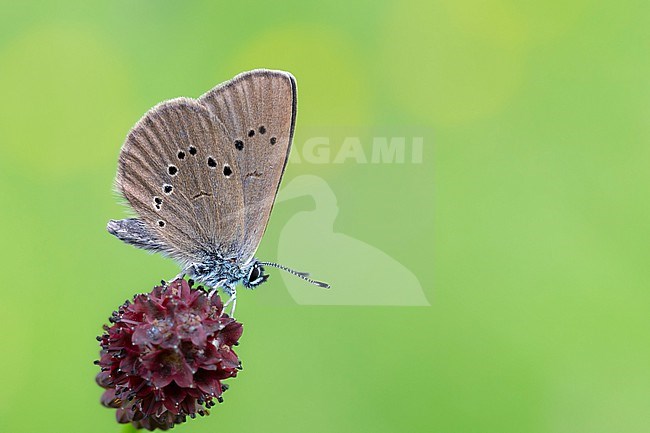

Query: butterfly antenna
[{"left": 259, "top": 262, "right": 330, "bottom": 289}]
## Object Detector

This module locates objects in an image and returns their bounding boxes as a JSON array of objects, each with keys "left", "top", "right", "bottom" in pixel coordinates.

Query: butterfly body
[{"left": 188, "top": 256, "right": 268, "bottom": 294}]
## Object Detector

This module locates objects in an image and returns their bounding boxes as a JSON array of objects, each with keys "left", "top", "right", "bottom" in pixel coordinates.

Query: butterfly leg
[
  {"left": 229, "top": 295, "right": 237, "bottom": 318},
  {"left": 222, "top": 288, "right": 237, "bottom": 318},
  {"left": 170, "top": 272, "right": 185, "bottom": 283}
]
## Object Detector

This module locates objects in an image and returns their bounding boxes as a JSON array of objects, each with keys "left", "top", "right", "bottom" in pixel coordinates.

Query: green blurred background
[{"left": 1, "top": 1, "right": 649, "bottom": 432}]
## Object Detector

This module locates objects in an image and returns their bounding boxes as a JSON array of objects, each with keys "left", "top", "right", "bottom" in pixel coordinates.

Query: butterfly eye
[
  {"left": 245, "top": 264, "right": 268, "bottom": 288},
  {"left": 248, "top": 266, "right": 260, "bottom": 283}
]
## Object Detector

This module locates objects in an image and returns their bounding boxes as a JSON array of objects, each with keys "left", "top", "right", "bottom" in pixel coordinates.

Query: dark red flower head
[{"left": 96, "top": 279, "right": 243, "bottom": 430}]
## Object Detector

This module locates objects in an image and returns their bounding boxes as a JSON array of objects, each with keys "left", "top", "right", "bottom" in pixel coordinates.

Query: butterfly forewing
[
  {"left": 199, "top": 70, "right": 296, "bottom": 262},
  {"left": 115, "top": 70, "right": 296, "bottom": 266}
]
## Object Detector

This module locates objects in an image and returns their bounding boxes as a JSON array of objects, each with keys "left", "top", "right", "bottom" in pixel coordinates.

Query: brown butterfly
[{"left": 107, "top": 70, "right": 328, "bottom": 313}]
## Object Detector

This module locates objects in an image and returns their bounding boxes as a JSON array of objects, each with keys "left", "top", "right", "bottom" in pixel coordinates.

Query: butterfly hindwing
[
  {"left": 116, "top": 98, "right": 247, "bottom": 264},
  {"left": 106, "top": 218, "right": 168, "bottom": 254}
]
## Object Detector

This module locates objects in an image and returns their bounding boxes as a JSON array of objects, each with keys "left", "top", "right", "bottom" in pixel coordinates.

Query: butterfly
[{"left": 107, "top": 70, "right": 329, "bottom": 313}]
